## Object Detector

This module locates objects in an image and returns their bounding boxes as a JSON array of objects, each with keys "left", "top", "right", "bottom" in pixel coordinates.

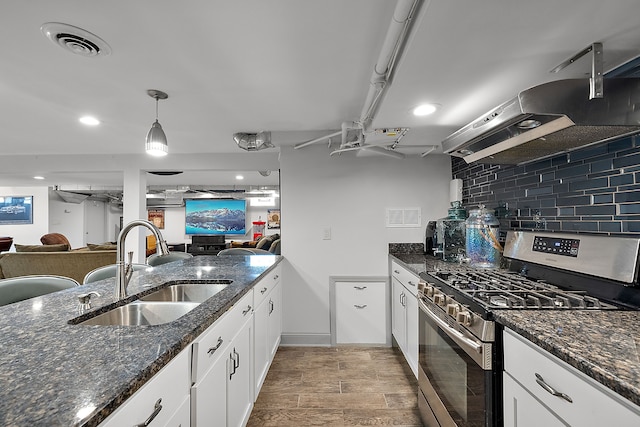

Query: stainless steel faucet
[{"left": 115, "top": 219, "right": 170, "bottom": 300}]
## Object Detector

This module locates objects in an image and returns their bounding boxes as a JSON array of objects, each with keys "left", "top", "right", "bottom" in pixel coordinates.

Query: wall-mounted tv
[{"left": 185, "top": 199, "right": 246, "bottom": 235}]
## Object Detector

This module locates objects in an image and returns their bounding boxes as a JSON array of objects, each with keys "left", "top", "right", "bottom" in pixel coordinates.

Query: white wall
[
  {"left": 0, "top": 186, "right": 49, "bottom": 245},
  {"left": 48, "top": 190, "right": 89, "bottom": 248},
  {"left": 279, "top": 145, "right": 451, "bottom": 345}
]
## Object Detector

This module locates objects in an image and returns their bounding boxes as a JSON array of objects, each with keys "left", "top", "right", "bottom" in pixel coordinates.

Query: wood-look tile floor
[{"left": 247, "top": 346, "right": 422, "bottom": 426}]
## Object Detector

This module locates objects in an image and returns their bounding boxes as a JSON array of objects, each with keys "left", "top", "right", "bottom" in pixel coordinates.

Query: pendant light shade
[{"left": 145, "top": 89, "right": 168, "bottom": 156}]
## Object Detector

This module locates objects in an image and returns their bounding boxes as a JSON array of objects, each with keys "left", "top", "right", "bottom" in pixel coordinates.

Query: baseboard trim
[{"left": 280, "top": 333, "right": 332, "bottom": 347}]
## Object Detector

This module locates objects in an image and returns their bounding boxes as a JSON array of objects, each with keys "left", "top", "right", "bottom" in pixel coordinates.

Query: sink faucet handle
[{"left": 127, "top": 251, "right": 134, "bottom": 265}]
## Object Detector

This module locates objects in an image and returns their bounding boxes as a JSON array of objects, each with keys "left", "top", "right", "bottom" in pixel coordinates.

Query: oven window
[{"left": 419, "top": 309, "right": 488, "bottom": 426}]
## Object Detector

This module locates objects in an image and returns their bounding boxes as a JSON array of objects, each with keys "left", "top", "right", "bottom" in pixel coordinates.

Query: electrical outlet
[{"left": 323, "top": 227, "right": 331, "bottom": 240}]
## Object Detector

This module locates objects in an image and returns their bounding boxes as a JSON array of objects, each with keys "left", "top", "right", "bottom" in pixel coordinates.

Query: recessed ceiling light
[
  {"left": 412, "top": 104, "right": 438, "bottom": 116},
  {"left": 33, "top": 176, "right": 45, "bottom": 180},
  {"left": 236, "top": 175, "right": 244, "bottom": 180},
  {"left": 79, "top": 116, "right": 100, "bottom": 126}
]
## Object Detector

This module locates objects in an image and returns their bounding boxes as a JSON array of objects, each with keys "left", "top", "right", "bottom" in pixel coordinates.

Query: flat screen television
[{"left": 185, "top": 199, "right": 246, "bottom": 235}]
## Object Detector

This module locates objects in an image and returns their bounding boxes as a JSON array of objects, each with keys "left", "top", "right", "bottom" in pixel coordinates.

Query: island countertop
[
  {"left": 0, "top": 254, "right": 282, "bottom": 427},
  {"left": 390, "top": 251, "right": 640, "bottom": 408}
]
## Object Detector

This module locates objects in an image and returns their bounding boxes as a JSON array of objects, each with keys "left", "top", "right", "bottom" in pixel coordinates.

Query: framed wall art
[
  {"left": 267, "top": 209, "right": 280, "bottom": 229},
  {"left": 148, "top": 209, "right": 165, "bottom": 229},
  {"left": 0, "top": 196, "right": 33, "bottom": 225}
]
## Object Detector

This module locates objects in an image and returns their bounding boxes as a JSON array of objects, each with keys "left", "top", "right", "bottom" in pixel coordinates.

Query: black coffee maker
[{"left": 424, "top": 221, "right": 437, "bottom": 255}]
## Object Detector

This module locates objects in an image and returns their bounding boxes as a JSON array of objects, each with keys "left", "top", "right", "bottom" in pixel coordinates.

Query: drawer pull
[
  {"left": 242, "top": 305, "right": 252, "bottom": 316},
  {"left": 535, "top": 373, "right": 573, "bottom": 403},
  {"left": 393, "top": 269, "right": 400, "bottom": 274},
  {"left": 354, "top": 304, "right": 367, "bottom": 309},
  {"left": 408, "top": 280, "right": 416, "bottom": 287},
  {"left": 273, "top": 274, "right": 279, "bottom": 280},
  {"left": 134, "top": 398, "right": 162, "bottom": 427},
  {"left": 260, "top": 287, "right": 268, "bottom": 294},
  {"left": 207, "top": 337, "right": 223, "bottom": 355},
  {"left": 354, "top": 286, "right": 367, "bottom": 290}
]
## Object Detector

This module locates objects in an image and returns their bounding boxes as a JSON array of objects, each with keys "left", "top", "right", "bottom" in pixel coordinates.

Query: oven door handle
[{"left": 419, "top": 300, "right": 482, "bottom": 354}]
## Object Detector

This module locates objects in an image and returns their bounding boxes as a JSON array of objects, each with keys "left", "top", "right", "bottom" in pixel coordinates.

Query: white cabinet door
[
  {"left": 253, "top": 292, "right": 270, "bottom": 398},
  {"left": 267, "top": 282, "right": 282, "bottom": 360},
  {"left": 227, "top": 315, "right": 254, "bottom": 427},
  {"left": 335, "top": 281, "right": 386, "bottom": 344},
  {"left": 404, "top": 289, "right": 418, "bottom": 378},
  {"left": 191, "top": 343, "right": 228, "bottom": 427},
  {"left": 391, "top": 277, "right": 406, "bottom": 353},
  {"left": 503, "top": 373, "right": 564, "bottom": 427}
]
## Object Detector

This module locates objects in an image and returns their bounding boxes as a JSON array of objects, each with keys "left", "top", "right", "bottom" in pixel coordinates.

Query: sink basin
[
  {"left": 140, "top": 282, "right": 230, "bottom": 303},
  {"left": 80, "top": 301, "right": 199, "bottom": 326}
]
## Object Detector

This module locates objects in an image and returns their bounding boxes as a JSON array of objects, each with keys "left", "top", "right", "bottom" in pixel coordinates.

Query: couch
[{"left": 0, "top": 250, "right": 117, "bottom": 284}]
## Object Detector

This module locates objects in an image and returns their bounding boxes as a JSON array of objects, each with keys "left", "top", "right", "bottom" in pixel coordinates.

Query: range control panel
[{"left": 532, "top": 236, "right": 580, "bottom": 257}]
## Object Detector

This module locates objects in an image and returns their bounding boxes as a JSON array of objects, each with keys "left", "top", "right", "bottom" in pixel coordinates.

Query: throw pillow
[
  {"left": 40, "top": 233, "right": 71, "bottom": 247},
  {"left": 268, "top": 239, "right": 281, "bottom": 254},
  {"left": 255, "top": 236, "right": 273, "bottom": 250},
  {"left": 87, "top": 243, "right": 117, "bottom": 251},
  {"left": 15, "top": 243, "right": 70, "bottom": 252}
]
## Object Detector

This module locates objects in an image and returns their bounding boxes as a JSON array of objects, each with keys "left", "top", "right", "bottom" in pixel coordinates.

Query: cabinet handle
[
  {"left": 207, "top": 337, "right": 223, "bottom": 355},
  {"left": 354, "top": 286, "right": 367, "bottom": 290},
  {"left": 273, "top": 274, "right": 279, "bottom": 280},
  {"left": 229, "top": 350, "right": 237, "bottom": 380},
  {"left": 408, "top": 280, "right": 416, "bottom": 287},
  {"left": 400, "top": 292, "right": 406, "bottom": 307},
  {"left": 134, "top": 398, "right": 163, "bottom": 427},
  {"left": 242, "top": 305, "right": 252, "bottom": 316},
  {"left": 260, "top": 287, "right": 268, "bottom": 294},
  {"left": 535, "top": 373, "right": 573, "bottom": 403},
  {"left": 233, "top": 348, "right": 240, "bottom": 370},
  {"left": 394, "top": 270, "right": 400, "bottom": 274},
  {"left": 354, "top": 304, "right": 367, "bottom": 309},
  {"left": 269, "top": 299, "right": 274, "bottom": 315}
]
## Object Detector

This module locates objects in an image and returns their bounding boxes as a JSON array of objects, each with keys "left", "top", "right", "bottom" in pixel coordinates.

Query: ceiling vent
[
  {"left": 233, "top": 131, "right": 274, "bottom": 151},
  {"left": 41, "top": 23, "right": 112, "bottom": 58}
]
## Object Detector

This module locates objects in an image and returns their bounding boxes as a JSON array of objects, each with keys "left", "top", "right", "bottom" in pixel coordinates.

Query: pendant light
[{"left": 145, "top": 89, "right": 169, "bottom": 156}]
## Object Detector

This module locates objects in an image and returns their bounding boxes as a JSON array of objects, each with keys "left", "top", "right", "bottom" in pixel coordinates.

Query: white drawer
[
  {"left": 503, "top": 328, "right": 640, "bottom": 427},
  {"left": 335, "top": 281, "right": 386, "bottom": 344},
  {"left": 391, "top": 260, "right": 419, "bottom": 296},
  {"left": 100, "top": 347, "right": 191, "bottom": 427},
  {"left": 191, "top": 290, "right": 253, "bottom": 384},
  {"left": 254, "top": 264, "right": 281, "bottom": 307}
]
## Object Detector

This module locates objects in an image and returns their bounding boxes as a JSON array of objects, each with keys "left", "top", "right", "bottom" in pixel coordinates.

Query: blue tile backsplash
[{"left": 451, "top": 134, "right": 640, "bottom": 236}]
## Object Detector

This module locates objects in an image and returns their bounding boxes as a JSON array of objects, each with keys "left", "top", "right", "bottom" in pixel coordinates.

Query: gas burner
[{"left": 425, "top": 269, "right": 619, "bottom": 311}]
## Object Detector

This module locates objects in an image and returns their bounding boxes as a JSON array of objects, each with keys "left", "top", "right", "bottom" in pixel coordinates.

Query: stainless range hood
[{"left": 442, "top": 78, "right": 640, "bottom": 165}]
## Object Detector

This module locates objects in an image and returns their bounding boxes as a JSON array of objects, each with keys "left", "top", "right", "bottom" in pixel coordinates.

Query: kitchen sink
[
  {"left": 140, "top": 281, "right": 231, "bottom": 303},
  {"left": 79, "top": 301, "right": 200, "bottom": 326}
]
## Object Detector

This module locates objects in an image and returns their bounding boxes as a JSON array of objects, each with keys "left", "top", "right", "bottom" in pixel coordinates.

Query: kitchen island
[
  {"left": 391, "top": 252, "right": 640, "bottom": 408},
  {"left": 0, "top": 254, "right": 282, "bottom": 426}
]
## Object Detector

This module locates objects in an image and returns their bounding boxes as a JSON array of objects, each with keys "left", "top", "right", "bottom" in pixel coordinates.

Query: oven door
[{"left": 418, "top": 299, "right": 498, "bottom": 427}]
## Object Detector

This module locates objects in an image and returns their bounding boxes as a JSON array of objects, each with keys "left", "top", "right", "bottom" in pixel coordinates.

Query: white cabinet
[
  {"left": 254, "top": 267, "right": 282, "bottom": 398},
  {"left": 390, "top": 260, "right": 419, "bottom": 378},
  {"left": 227, "top": 313, "right": 254, "bottom": 427},
  {"left": 334, "top": 280, "right": 386, "bottom": 344},
  {"left": 191, "top": 289, "right": 254, "bottom": 427},
  {"left": 503, "top": 328, "right": 640, "bottom": 427},
  {"left": 99, "top": 347, "right": 191, "bottom": 427}
]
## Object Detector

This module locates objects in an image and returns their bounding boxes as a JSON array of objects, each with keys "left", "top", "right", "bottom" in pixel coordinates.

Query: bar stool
[{"left": 0, "top": 275, "right": 79, "bottom": 306}]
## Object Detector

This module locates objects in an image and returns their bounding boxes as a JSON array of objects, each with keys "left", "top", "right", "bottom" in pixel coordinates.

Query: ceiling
[{"left": 2, "top": 0, "right": 640, "bottom": 189}]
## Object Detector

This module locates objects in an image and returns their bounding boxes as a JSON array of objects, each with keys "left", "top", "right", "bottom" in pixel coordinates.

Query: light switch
[{"left": 323, "top": 227, "right": 331, "bottom": 240}]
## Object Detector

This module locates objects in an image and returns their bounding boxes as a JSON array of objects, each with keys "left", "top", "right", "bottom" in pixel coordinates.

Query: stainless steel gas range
[{"left": 416, "top": 230, "right": 640, "bottom": 427}]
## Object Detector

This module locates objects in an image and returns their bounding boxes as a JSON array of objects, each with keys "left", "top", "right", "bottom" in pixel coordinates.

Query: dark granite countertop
[
  {"left": 389, "top": 251, "right": 640, "bottom": 409},
  {"left": 0, "top": 255, "right": 282, "bottom": 427}
]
